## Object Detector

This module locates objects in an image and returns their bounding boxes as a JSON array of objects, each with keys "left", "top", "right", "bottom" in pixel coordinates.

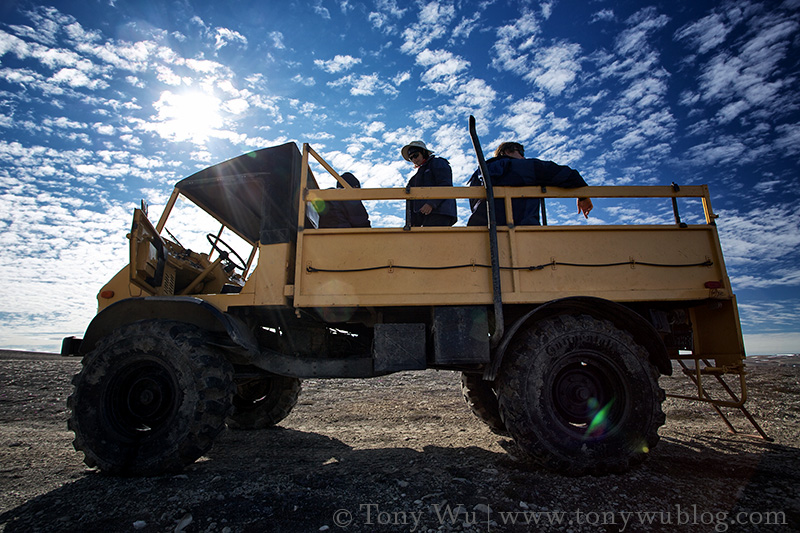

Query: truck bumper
[{"left": 61, "top": 336, "right": 83, "bottom": 357}]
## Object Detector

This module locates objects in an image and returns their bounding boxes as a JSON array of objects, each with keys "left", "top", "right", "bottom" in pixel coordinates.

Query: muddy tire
[
  {"left": 460, "top": 373, "right": 507, "bottom": 435},
  {"left": 67, "top": 320, "right": 234, "bottom": 476},
  {"left": 227, "top": 373, "right": 301, "bottom": 430},
  {"left": 497, "top": 314, "right": 665, "bottom": 475}
]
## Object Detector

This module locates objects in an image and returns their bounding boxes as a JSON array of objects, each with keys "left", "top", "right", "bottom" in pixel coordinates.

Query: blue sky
[{"left": 0, "top": 0, "right": 798, "bottom": 354}]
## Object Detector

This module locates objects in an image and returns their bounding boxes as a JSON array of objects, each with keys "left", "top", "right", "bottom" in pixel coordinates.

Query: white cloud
[
  {"left": 268, "top": 31, "right": 285, "bottom": 50},
  {"left": 155, "top": 65, "right": 181, "bottom": 85},
  {"left": 491, "top": 11, "right": 540, "bottom": 76},
  {"left": 678, "top": 4, "right": 799, "bottom": 146},
  {"left": 615, "top": 7, "right": 670, "bottom": 57},
  {"left": 43, "top": 116, "right": 86, "bottom": 130},
  {"left": 214, "top": 28, "right": 247, "bottom": 50},
  {"left": 451, "top": 78, "right": 496, "bottom": 110},
  {"left": 369, "top": 12, "right": 390, "bottom": 31},
  {"left": 451, "top": 12, "right": 481, "bottom": 40},
  {"left": 184, "top": 58, "right": 223, "bottom": 74},
  {"left": 683, "top": 135, "right": 764, "bottom": 166},
  {"left": 775, "top": 123, "right": 800, "bottom": 156},
  {"left": 416, "top": 49, "right": 470, "bottom": 94},
  {"left": 400, "top": 1, "right": 456, "bottom": 54},
  {"left": 717, "top": 206, "right": 800, "bottom": 290},
  {"left": 675, "top": 12, "right": 731, "bottom": 54},
  {"left": 364, "top": 121, "right": 385, "bottom": 135},
  {"left": 369, "top": 0, "right": 405, "bottom": 33},
  {"left": 393, "top": 71, "right": 411, "bottom": 85},
  {"left": 328, "top": 73, "right": 398, "bottom": 96},
  {"left": 291, "top": 74, "right": 316, "bottom": 86},
  {"left": 49, "top": 67, "right": 107, "bottom": 89},
  {"left": 313, "top": 1, "right": 331, "bottom": 19},
  {"left": 64, "top": 21, "right": 101, "bottom": 44},
  {"left": 314, "top": 55, "right": 362, "bottom": 73},
  {"left": 222, "top": 98, "right": 249, "bottom": 115},
  {"left": 591, "top": 9, "right": 616, "bottom": 23},
  {"left": 15, "top": 5, "right": 75, "bottom": 45},
  {"left": 498, "top": 99, "right": 547, "bottom": 140},
  {"left": 525, "top": 42, "right": 582, "bottom": 95},
  {"left": 738, "top": 300, "right": 800, "bottom": 333}
]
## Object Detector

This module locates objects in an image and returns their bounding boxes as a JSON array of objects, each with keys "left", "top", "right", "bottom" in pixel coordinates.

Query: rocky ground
[{"left": 1, "top": 350, "right": 799, "bottom": 533}]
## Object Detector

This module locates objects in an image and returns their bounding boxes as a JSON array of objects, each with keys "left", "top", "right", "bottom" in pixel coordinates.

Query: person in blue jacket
[
  {"left": 317, "top": 172, "right": 371, "bottom": 228},
  {"left": 467, "top": 141, "right": 593, "bottom": 226},
  {"left": 401, "top": 141, "right": 457, "bottom": 227}
]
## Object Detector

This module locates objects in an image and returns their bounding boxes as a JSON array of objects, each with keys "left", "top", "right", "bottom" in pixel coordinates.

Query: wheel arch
[
  {"left": 78, "top": 297, "right": 259, "bottom": 357},
  {"left": 485, "top": 296, "right": 672, "bottom": 381}
]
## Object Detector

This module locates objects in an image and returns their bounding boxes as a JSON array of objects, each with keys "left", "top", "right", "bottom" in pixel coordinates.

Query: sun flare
[{"left": 153, "top": 90, "right": 223, "bottom": 143}]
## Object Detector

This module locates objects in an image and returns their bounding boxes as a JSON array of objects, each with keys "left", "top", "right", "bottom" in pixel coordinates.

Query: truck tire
[
  {"left": 497, "top": 314, "right": 665, "bottom": 475},
  {"left": 67, "top": 320, "right": 234, "bottom": 476},
  {"left": 227, "top": 373, "right": 301, "bottom": 430},
  {"left": 460, "top": 373, "right": 507, "bottom": 435}
]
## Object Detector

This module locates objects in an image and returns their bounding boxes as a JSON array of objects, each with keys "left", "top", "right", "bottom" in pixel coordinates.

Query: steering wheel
[{"left": 206, "top": 234, "right": 247, "bottom": 272}]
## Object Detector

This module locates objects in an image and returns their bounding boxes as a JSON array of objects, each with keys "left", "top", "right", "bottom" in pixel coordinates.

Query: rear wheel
[
  {"left": 227, "top": 372, "right": 301, "bottom": 430},
  {"left": 497, "top": 315, "right": 665, "bottom": 475},
  {"left": 67, "top": 320, "right": 234, "bottom": 476},
  {"left": 460, "top": 373, "right": 507, "bottom": 435}
]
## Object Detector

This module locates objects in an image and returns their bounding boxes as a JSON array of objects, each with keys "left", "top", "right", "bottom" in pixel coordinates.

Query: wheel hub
[
  {"left": 107, "top": 360, "right": 178, "bottom": 437},
  {"left": 128, "top": 377, "right": 164, "bottom": 417},
  {"left": 554, "top": 365, "right": 607, "bottom": 424}
]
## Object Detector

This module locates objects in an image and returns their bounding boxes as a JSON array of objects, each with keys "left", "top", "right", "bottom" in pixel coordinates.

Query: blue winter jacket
[
  {"left": 406, "top": 156, "right": 457, "bottom": 225},
  {"left": 468, "top": 156, "right": 587, "bottom": 226}
]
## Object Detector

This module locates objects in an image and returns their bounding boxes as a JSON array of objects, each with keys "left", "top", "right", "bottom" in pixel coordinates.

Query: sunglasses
[
  {"left": 409, "top": 151, "right": 424, "bottom": 160},
  {"left": 507, "top": 147, "right": 524, "bottom": 156}
]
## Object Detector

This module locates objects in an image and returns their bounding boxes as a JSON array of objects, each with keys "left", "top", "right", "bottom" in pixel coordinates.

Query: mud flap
[
  {"left": 432, "top": 306, "right": 490, "bottom": 365},
  {"left": 373, "top": 323, "right": 426, "bottom": 373}
]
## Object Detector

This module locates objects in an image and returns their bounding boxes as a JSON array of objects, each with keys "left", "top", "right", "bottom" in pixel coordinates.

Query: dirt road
[{"left": 1, "top": 350, "right": 799, "bottom": 532}]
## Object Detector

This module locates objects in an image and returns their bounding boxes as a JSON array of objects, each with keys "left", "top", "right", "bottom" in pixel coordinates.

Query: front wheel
[
  {"left": 497, "top": 315, "right": 665, "bottom": 475},
  {"left": 67, "top": 320, "right": 234, "bottom": 476}
]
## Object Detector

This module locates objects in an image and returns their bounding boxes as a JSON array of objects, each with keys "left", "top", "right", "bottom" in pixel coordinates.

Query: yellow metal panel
[
  {"left": 294, "top": 225, "right": 727, "bottom": 308},
  {"left": 509, "top": 226, "right": 724, "bottom": 297},
  {"left": 249, "top": 242, "right": 294, "bottom": 306},
  {"left": 186, "top": 243, "right": 294, "bottom": 310},
  {"left": 296, "top": 229, "right": 494, "bottom": 307},
  {"left": 690, "top": 297, "right": 746, "bottom": 368},
  {"left": 97, "top": 266, "right": 147, "bottom": 311}
]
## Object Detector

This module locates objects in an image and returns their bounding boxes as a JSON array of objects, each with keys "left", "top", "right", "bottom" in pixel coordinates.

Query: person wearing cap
[
  {"left": 317, "top": 172, "right": 371, "bottom": 228},
  {"left": 467, "top": 141, "right": 593, "bottom": 226},
  {"left": 401, "top": 141, "right": 457, "bottom": 227}
]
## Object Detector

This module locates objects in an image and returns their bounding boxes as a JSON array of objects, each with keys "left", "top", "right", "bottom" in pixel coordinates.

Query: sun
[{"left": 152, "top": 90, "right": 223, "bottom": 143}]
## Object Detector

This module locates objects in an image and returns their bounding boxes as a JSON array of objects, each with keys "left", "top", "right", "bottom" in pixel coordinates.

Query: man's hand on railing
[{"left": 578, "top": 197, "right": 593, "bottom": 219}]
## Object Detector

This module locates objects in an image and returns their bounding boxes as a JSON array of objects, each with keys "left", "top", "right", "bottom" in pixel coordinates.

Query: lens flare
[
  {"left": 584, "top": 397, "right": 615, "bottom": 438},
  {"left": 311, "top": 198, "right": 328, "bottom": 214}
]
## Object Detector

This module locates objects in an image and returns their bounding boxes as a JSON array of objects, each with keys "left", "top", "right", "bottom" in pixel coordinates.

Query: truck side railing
[{"left": 302, "top": 183, "right": 719, "bottom": 224}]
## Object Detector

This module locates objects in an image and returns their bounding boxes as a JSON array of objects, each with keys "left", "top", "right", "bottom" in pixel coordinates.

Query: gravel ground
[{"left": 1, "top": 350, "right": 799, "bottom": 532}]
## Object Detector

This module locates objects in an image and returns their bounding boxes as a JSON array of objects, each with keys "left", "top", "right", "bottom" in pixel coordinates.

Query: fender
[
  {"left": 78, "top": 296, "right": 259, "bottom": 357},
  {"left": 483, "top": 296, "right": 672, "bottom": 381}
]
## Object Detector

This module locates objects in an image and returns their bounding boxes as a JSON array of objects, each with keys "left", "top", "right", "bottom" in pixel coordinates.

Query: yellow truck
[{"left": 64, "top": 118, "right": 754, "bottom": 476}]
